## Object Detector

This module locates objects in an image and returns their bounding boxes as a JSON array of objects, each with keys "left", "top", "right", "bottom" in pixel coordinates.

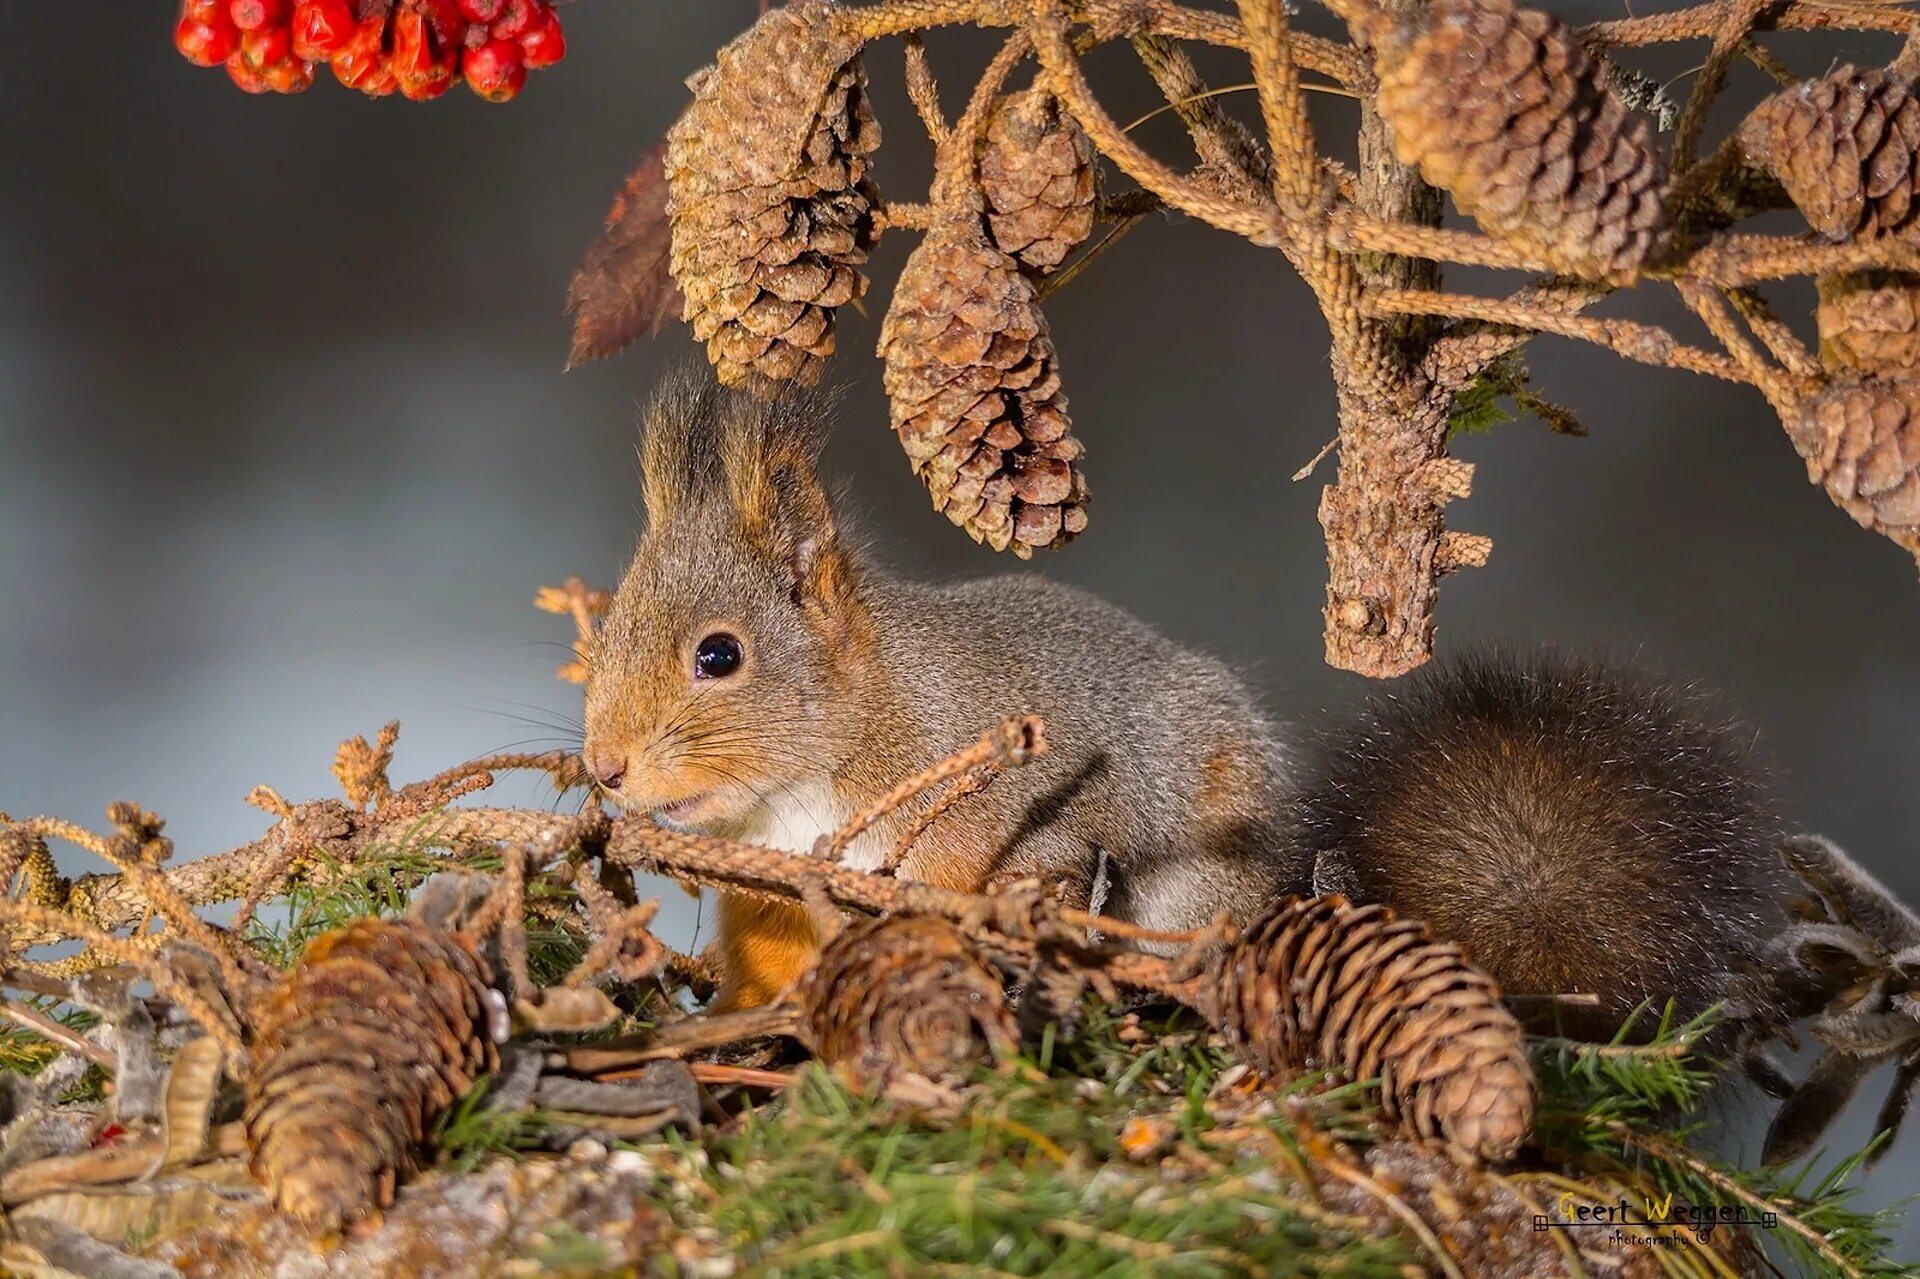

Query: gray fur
[{"left": 584, "top": 369, "right": 1304, "bottom": 938}]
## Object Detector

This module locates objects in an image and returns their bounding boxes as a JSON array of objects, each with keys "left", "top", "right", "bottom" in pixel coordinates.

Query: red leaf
[{"left": 566, "top": 133, "right": 684, "bottom": 369}]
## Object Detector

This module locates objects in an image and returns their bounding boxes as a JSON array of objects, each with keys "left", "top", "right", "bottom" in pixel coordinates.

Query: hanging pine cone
[
  {"left": 1738, "top": 66, "right": 1920, "bottom": 242},
  {"left": 979, "top": 88, "right": 1098, "bottom": 274},
  {"left": 1371, "top": 0, "right": 1667, "bottom": 284},
  {"left": 797, "top": 915, "right": 1018, "bottom": 1097},
  {"left": 245, "top": 918, "right": 500, "bottom": 1233},
  {"left": 1818, "top": 271, "right": 1920, "bottom": 373},
  {"left": 1200, "top": 895, "right": 1535, "bottom": 1163},
  {"left": 666, "top": 0, "right": 880, "bottom": 391},
  {"left": 879, "top": 210, "right": 1088, "bottom": 556},
  {"left": 1787, "top": 375, "right": 1920, "bottom": 565}
]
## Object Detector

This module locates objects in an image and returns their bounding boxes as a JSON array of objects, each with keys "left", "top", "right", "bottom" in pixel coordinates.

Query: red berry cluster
[{"left": 173, "top": 0, "right": 565, "bottom": 100}]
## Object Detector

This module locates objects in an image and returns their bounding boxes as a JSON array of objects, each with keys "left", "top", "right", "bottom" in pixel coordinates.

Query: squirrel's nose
[{"left": 585, "top": 748, "right": 626, "bottom": 791}]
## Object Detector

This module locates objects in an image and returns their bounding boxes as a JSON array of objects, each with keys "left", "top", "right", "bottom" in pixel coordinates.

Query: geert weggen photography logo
[{"left": 1535, "top": 1189, "right": 1780, "bottom": 1247}]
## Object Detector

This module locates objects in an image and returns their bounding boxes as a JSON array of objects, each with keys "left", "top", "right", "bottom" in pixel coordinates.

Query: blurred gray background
[{"left": 3, "top": 2, "right": 1916, "bottom": 1259}]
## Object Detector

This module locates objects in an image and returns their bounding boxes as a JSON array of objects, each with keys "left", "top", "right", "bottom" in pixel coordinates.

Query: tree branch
[{"left": 1367, "top": 289, "right": 1756, "bottom": 384}]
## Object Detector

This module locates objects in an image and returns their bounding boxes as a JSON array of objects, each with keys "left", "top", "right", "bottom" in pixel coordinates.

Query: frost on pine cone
[
  {"left": 666, "top": 0, "right": 880, "bottom": 391},
  {"left": 879, "top": 212, "right": 1088, "bottom": 556},
  {"left": 1739, "top": 66, "right": 1920, "bottom": 242},
  {"left": 1201, "top": 895, "right": 1535, "bottom": 1163},
  {"left": 1371, "top": 0, "right": 1667, "bottom": 284},
  {"left": 798, "top": 915, "right": 1019, "bottom": 1097},
  {"left": 244, "top": 918, "right": 500, "bottom": 1233},
  {"left": 1788, "top": 375, "right": 1920, "bottom": 565},
  {"left": 979, "top": 88, "right": 1098, "bottom": 274},
  {"left": 1817, "top": 271, "right": 1920, "bottom": 373}
]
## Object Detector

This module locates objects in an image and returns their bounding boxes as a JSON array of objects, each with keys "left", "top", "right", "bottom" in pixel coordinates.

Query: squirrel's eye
[{"left": 693, "top": 633, "right": 744, "bottom": 680}]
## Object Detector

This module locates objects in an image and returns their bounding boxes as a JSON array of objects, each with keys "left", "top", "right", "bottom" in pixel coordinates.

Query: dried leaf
[
  {"left": 1118, "top": 1114, "right": 1174, "bottom": 1161},
  {"left": 512, "top": 986, "right": 622, "bottom": 1035},
  {"left": 566, "top": 135, "right": 685, "bottom": 370}
]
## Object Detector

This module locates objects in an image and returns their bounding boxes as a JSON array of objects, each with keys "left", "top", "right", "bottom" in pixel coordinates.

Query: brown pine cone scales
[
  {"left": 879, "top": 211, "right": 1088, "bottom": 556},
  {"left": 1201, "top": 895, "right": 1535, "bottom": 1163},
  {"left": 798, "top": 915, "right": 1019, "bottom": 1096},
  {"left": 665, "top": 0, "right": 880, "bottom": 391},
  {"left": 244, "top": 918, "right": 501, "bottom": 1233},
  {"left": 1739, "top": 66, "right": 1920, "bottom": 242},
  {"left": 1372, "top": 0, "right": 1667, "bottom": 284},
  {"left": 979, "top": 88, "right": 1098, "bottom": 274},
  {"left": 1788, "top": 375, "right": 1920, "bottom": 565},
  {"left": 1818, "top": 272, "right": 1920, "bottom": 373}
]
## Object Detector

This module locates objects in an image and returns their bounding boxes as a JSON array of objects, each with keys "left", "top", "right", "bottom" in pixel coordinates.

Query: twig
[
  {"left": 881, "top": 768, "right": 992, "bottom": 873},
  {"left": 1674, "top": 277, "right": 1809, "bottom": 415},
  {"left": 1672, "top": 0, "right": 1773, "bottom": 170},
  {"left": 1581, "top": 0, "right": 1920, "bottom": 48},
  {"left": 2, "top": 802, "right": 612, "bottom": 953},
  {"left": 0, "top": 996, "right": 116, "bottom": 1069},
  {"left": 1329, "top": 210, "right": 1551, "bottom": 273},
  {"left": 558, "top": 1004, "right": 805, "bottom": 1075},
  {"left": 1025, "top": 0, "right": 1287, "bottom": 247},
  {"left": 877, "top": 201, "right": 935, "bottom": 233},
  {"left": 1673, "top": 233, "right": 1920, "bottom": 286},
  {"left": 931, "top": 29, "right": 1033, "bottom": 208},
  {"left": 1130, "top": 35, "right": 1272, "bottom": 203},
  {"left": 1366, "top": 289, "right": 1756, "bottom": 385},
  {"left": 560, "top": 897, "right": 665, "bottom": 988},
  {"left": 1726, "top": 287, "right": 1821, "bottom": 380},
  {"left": 686, "top": 1061, "right": 795, "bottom": 1089},
  {"left": 1037, "top": 209, "right": 1148, "bottom": 299},
  {"left": 0, "top": 901, "right": 245, "bottom": 1065},
  {"left": 902, "top": 33, "right": 950, "bottom": 143},
  {"left": 1422, "top": 278, "right": 1609, "bottom": 391},
  {"left": 836, "top": 1, "right": 1366, "bottom": 87},
  {"left": 1235, "top": 0, "right": 1325, "bottom": 223},
  {"left": 815, "top": 715, "right": 1045, "bottom": 863}
]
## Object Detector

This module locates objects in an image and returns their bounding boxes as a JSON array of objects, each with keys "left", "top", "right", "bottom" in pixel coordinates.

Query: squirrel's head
[{"left": 582, "top": 372, "right": 866, "bottom": 830}]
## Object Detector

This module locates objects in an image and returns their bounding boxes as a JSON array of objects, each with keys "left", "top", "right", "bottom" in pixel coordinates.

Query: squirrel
[
  {"left": 1291, "top": 652, "right": 1797, "bottom": 1043},
  {"left": 581, "top": 372, "right": 1303, "bottom": 1010}
]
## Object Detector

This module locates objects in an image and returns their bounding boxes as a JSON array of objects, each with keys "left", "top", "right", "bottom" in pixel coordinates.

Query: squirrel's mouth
[{"left": 650, "top": 791, "right": 714, "bottom": 829}]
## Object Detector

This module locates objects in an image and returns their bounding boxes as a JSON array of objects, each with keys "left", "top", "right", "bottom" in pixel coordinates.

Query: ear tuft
[{"left": 634, "top": 365, "right": 856, "bottom": 606}]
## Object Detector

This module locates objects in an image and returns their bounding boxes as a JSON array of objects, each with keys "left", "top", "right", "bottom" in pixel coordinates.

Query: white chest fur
[{"left": 731, "top": 779, "right": 889, "bottom": 873}]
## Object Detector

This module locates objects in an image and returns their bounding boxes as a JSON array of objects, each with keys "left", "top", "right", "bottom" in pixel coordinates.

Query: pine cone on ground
[
  {"left": 1818, "top": 271, "right": 1920, "bottom": 373},
  {"left": 879, "top": 210, "right": 1088, "bottom": 556},
  {"left": 979, "top": 88, "right": 1098, "bottom": 274},
  {"left": 1788, "top": 375, "right": 1920, "bottom": 565},
  {"left": 1738, "top": 66, "right": 1920, "bottom": 242},
  {"left": 797, "top": 915, "right": 1018, "bottom": 1097},
  {"left": 1201, "top": 895, "right": 1535, "bottom": 1163},
  {"left": 666, "top": 0, "right": 879, "bottom": 391},
  {"left": 244, "top": 918, "right": 500, "bottom": 1233},
  {"left": 1371, "top": 0, "right": 1667, "bottom": 284}
]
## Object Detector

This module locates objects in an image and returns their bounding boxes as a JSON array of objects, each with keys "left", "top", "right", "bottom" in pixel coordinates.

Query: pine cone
[
  {"left": 665, "top": 0, "right": 879, "bottom": 391},
  {"left": 979, "top": 88, "right": 1098, "bottom": 274},
  {"left": 1372, "top": 0, "right": 1667, "bottom": 284},
  {"left": 1739, "top": 66, "right": 1920, "bottom": 242},
  {"left": 1201, "top": 895, "right": 1535, "bottom": 1163},
  {"left": 1818, "top": 271, "right": 1920, "bottom": 373},
  {"left": 245, "top": 919, "right": 500, "bottom": 1233},
  {"left": 1788, "top": 375, "right": 1920, "bottom": 565},
  {"left": 797, "top": 915, "right": 1018, "bottom": 1096},
  {"left": 878, "top": 211, "right": 1088, "bottom": 556}
]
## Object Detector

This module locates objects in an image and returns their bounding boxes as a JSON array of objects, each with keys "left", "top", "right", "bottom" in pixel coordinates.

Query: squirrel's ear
[{"left": 758, "top": 452, "right": 857, "bottom": 611}]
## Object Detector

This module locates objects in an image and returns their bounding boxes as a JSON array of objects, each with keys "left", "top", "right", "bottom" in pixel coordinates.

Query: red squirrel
[{"left": 581, "top": 372, "right": 1301, "bottom": 1009}]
